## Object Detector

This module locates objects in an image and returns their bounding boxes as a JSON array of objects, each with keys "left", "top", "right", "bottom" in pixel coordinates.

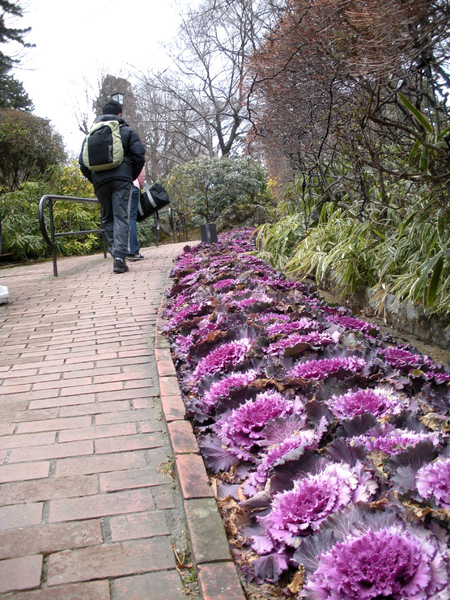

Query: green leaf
[
  {"left": 373, "top": 229, "right": 386, "bottom": 241},
  {"left": 437, "top": 124, "right": 450, "bottom": 142},
  {"left": 411, "top": 254, "right": 440, "bottom": 299},
  {"left": 410, "top": 139, "right": 421, "bottom": 161},
  {"left": 398, "top": 92, "right": 433, "bottom": 133},
  {"left": 426, "top": 256, "right": 444, "bottom": 306},
  {"left": 437, "top": 210, "right": 446, "bottom": 243},
  {"left": 420, "top": 146, "right": 429, "bottom": 173}
]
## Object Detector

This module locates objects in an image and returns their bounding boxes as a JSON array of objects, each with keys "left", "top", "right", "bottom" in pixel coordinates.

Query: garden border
[{"left": 155, "top": 304, "right": 247, "bottom": 600}]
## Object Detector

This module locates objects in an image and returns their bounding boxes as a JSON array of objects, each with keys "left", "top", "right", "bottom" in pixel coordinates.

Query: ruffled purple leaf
[
  {"left": 324, "top": 314, "right": 380, "bottom": 335},
  {"left": 351, "top": 426, "right": 441, "bottom": 456},
  {"left": 391, "top": 465, "right": 418, "bottom": 494},
  {"left": 251, "top": 552, "right": 290, "bottom": 584},
  {"left": 215, "top": 390, "right": 304, "bottom": 459},
  {"left": 267, "top": 317, "right": 321, "bottom": 337},
  {"left": 416, "top": 457, "right": 450, "bottom": 509},
  {"left": 326, "top": 438, "right": 368, "bottom": 467},
  {"left": 289, "top": 356, "right": 367, "bottom": 382},
  {"left": 256, "top": 462, "right": 377, "bottom": 550},
  {"left": 327, "top": 385, "right": 404, "bottom": 419},
  {"left": 303, "top": 522, "right": 449, "bottom": 600},
  {"left": 245, "top": 429, "right": 321, "bottom": 494},
  {"left": 201, "top": 369, "right": 259, "bottom": 414},
  {"left": 265, "top": 331, "right": 339, "bottom": 357},
  {"left": 191, "top": 338, "right": 253, "bottom": 381},
  {"left": 198, "top": 435, "right": 239, "bottom": 473}
]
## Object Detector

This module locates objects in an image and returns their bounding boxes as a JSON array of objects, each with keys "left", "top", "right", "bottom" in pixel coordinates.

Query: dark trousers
[
  {"left": 128, "top": 185, "right": 140, "bottom": 255},
  {"left": 96, "top": 180, "right": 132, "bottom": 259}
]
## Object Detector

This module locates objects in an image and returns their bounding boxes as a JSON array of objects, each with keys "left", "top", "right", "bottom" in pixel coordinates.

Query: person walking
[
  {"left": 79, "top": 100, "right": 146, "bottom": 274},
  {"left": 127, "top": 166, "right": 145, "bottom": 261}
]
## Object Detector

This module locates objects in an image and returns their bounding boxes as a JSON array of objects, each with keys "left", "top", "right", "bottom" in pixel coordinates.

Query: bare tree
[
  {"left": 137, "top": 0, "right": 272, "bottom": 159},
  {"left": 247, "top": 0, "right": 450, "bottom": 209}
]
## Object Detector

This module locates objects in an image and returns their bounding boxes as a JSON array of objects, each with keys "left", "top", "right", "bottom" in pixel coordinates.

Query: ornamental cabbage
[
  {"left": 416, "top": 457, "right": 450, "bottom": 509},
  {"left": 255, "top": 463, "right": 376, "bottom": 552},
  {"left": 328, "top": 386, "right": 403, "bottom": 419},
  {"left": 201, "top": 369, "right": 259, "bottom": 413},
  {"left": 192, "top": 338, "right": 253, "bottom": 381},
  {"left": 215, "top": 391, "right": 303, "bottom": 459},
  {"left": 289, "top": 356, "right": 366, "bottom": 381},
  {"left": 305, "top": 524, "right": 449, "bottom": 600},
  {"left": 350, "top": 425, "right": 440, "bottom": 455}
]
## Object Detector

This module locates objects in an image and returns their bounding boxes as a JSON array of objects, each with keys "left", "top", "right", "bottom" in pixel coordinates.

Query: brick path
[{"left": 0, "top": 246, "right": 246, "bottom": 600}]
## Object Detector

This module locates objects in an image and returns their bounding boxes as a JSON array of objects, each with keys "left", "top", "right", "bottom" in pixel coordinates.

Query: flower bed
[{"left": 161, "top": 229, "right": 450, "bottom": 599}]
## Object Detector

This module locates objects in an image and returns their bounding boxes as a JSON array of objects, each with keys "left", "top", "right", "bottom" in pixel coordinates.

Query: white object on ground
[{"left": 0, "top": 285, "right": 9, "bottom": 304}]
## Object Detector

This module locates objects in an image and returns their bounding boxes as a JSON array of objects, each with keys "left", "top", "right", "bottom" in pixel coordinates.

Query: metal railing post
[
  {"left": 154, "top": 213, "right": 159, "bottom": 247},
  {"left": 48, "top": 198, "right": 58, "bottom": 277},
  {"left": 168, "top": 208, "right": 175, "bottom": 243}
]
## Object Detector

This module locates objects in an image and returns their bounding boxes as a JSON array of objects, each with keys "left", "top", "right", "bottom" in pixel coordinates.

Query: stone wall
[{"left": 342, "top": 285, "right": 450, "bottom": 351}]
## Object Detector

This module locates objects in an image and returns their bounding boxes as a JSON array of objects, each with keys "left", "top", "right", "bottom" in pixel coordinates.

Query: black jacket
[{"left": 79, "top": 114, "right": 146, "bottom": 189}]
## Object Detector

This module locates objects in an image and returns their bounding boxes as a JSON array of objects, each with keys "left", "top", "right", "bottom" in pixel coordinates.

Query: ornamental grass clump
[{"left": 161, "top": 228, "right": 450, "bottom": 597}]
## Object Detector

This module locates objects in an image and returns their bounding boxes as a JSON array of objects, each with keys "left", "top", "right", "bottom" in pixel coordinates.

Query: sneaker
[
  {"left": 127, "top": 253, "right": 144, "bottom": 261},
  {"left": 113, "top": 257, "right": 129, "bottom": 273}
]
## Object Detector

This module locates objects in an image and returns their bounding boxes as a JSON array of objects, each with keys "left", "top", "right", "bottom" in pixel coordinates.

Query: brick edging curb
[{"left": 155, "top": 297, "right": 247, "bottom": 600}]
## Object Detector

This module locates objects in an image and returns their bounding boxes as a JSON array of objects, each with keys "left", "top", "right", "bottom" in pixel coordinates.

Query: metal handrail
[
  {"left": 157, "top": 206, "right": 188, "bottom": 245},
  {"left": 38, "top": 194, "right": 187, "bottom": 276}
]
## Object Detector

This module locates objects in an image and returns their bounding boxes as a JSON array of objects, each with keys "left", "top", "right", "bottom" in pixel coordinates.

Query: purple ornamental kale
[
  {"left": 163, "top": 291, "right": 193, "bottom": 318},
  {"left": 226, "top": 293, "right": 275, "bottom": 310},
  {"left": 289, "top": 356, "right": 366, "bottom": 382},
  {"left": 416, "top": 457, "right": 450, "bottom": 510},
  {"left": 349, "top": 424, "right": 441, "bottom": 455},
  {"left": 265, "top": 331, "right": 339, "bottom": 356},
  {"left": 327, "top": 386, "right": 403, "bottom": 420},
  {"left": 380, "top": 347, "right": 434, "bottom": 370},
  {"left": 213, "top": 278, "right": 238, "bottom": 291},
  {"left": 169, "top": 255, "right": 203, "bottom": 277},
  {"left": 164, "top": 302, "right": 210, "bottom": 332},
  {"left": 257, "top": 277, "right": 308, "bottom": 291},
  {"left": 254, "top": 462, "right": 376, "bottom": 552},
  {"left": 178, "top": 271, "right": 202, "bottom": 288},
  {"left": 259, "top": 312, "right": 291, "bottom": 324},
  {"left": 245, "top": 429, "right": 320, "bottom": 494},
  {"left": 266, "top": 317, "right": 320, "bottom": 336},
  {"left": 171, "top": 333, "right": 195, "bottom": 358},
  {"left": 215, "top": 391, "right": 302, "bottom": 460},
  {"left": 324, "top": 314, "right": 379, "bottom": 334},
  {"left": 429, "top": 371, "right": 450, "bottom": 383},
  {"left": 201, "top": 369, "right": 259, "bottom": 413},
  {"left": 305, "top": 524, "right": 449, "bottom": 600},
  {"left": 192, "top": 338, "right": 253, "bottom": 381}
]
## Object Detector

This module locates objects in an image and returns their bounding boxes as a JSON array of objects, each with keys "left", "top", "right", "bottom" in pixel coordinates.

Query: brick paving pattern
[{"left": 0, "top": 246, "right": 246, "bottom": 599}]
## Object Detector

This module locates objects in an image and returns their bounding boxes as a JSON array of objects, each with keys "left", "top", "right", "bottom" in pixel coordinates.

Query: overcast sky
[{"left": 11, "top": 0, "right": 184, "bottom": 157}]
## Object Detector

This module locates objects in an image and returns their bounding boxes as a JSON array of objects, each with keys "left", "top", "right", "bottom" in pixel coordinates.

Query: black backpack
[
  {"left": 82, "top": 120, "right": 124, "bottom": 172},
  {"left": 137, "top": 182, "right": 171, "bottom": 222}
]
